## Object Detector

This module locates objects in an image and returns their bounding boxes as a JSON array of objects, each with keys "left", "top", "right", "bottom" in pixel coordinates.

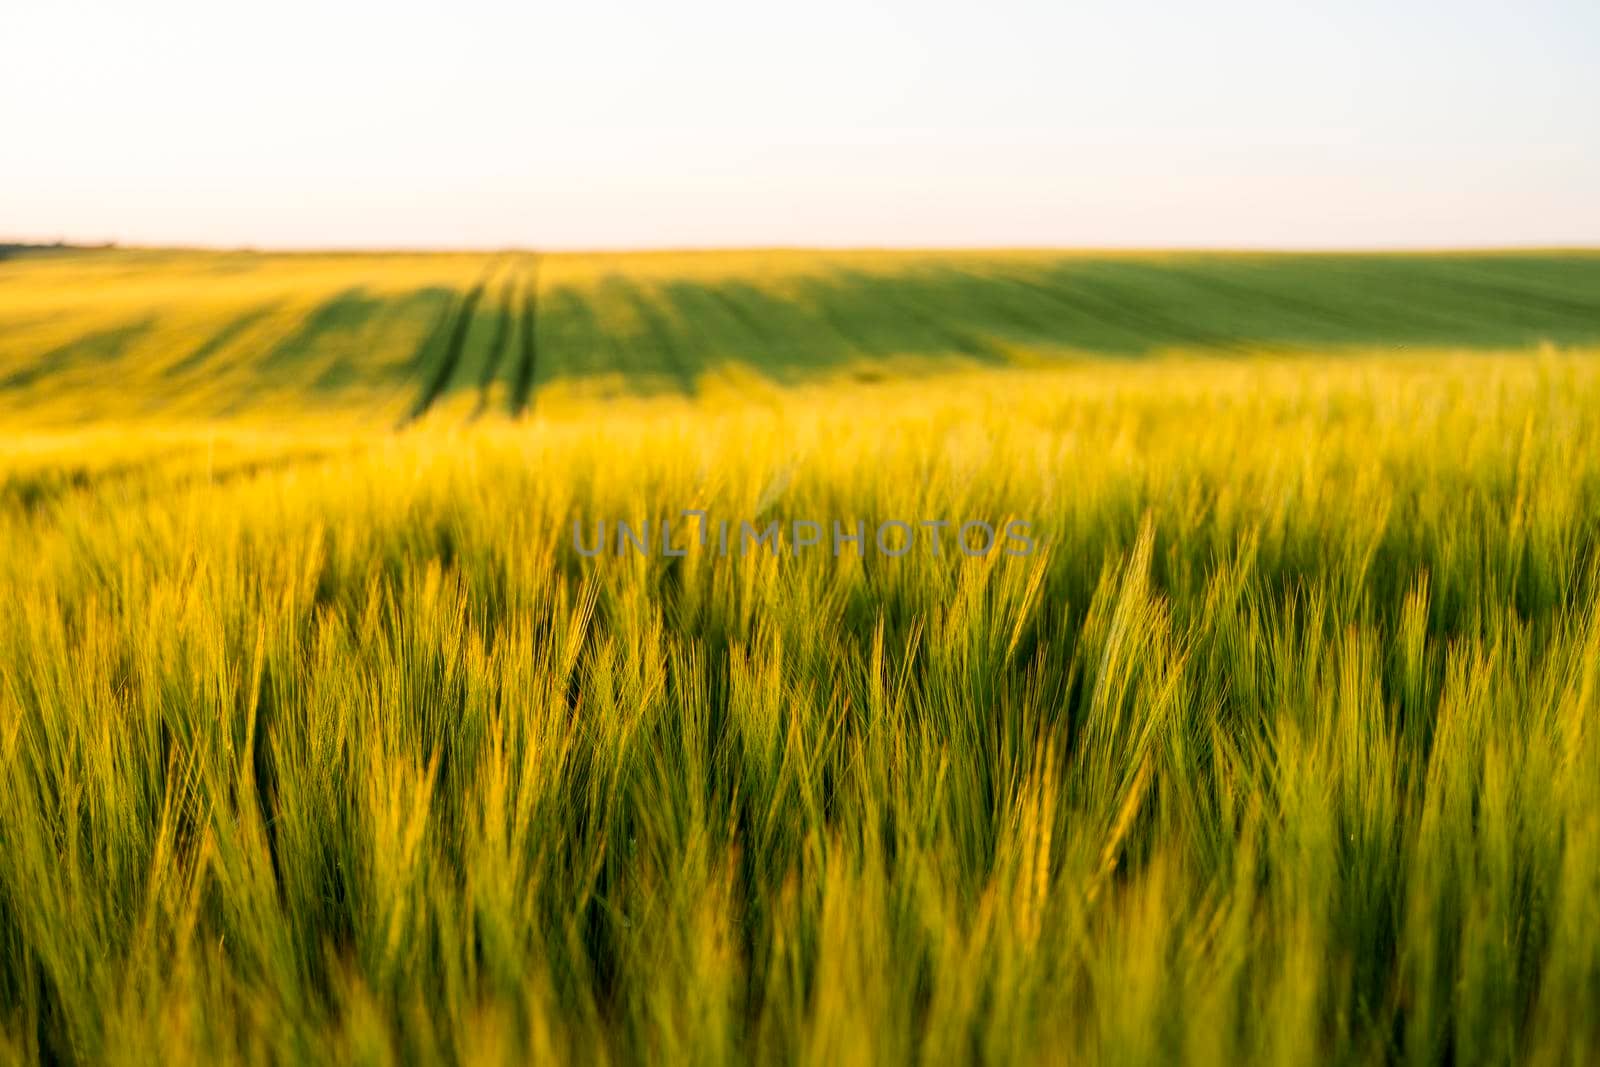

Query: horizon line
[{"left": 7, "top": 238, "right": 1600, "bottom": 258}]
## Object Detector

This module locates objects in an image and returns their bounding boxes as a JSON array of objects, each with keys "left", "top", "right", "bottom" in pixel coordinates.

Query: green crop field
[{"left": 2, "top": 247, "right": 1599, "bottom": 1065}]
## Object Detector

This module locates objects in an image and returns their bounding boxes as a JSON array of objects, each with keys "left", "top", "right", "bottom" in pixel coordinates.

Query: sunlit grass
[{"left": 1, "top": 249, "right": 1599, "bottom": 1063}]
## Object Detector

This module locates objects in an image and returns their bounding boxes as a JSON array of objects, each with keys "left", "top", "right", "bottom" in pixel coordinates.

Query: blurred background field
[{"left": 3, "top": 246, "right": 1599, "bottom": 424}]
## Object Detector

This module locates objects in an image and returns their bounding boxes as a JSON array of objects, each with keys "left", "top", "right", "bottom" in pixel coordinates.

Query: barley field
[{"left": 2, "top": 247, "right": 1599, "bottom": 1065}]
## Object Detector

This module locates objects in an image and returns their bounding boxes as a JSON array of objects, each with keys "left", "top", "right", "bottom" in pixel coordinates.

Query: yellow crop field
[{"left": 2, "top": 247, "right": 1599, "bottom": 1063}]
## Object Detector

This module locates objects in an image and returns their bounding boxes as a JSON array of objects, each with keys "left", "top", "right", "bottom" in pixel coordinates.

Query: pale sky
[{"left": 3, "top": 0, "right": 1598, "bottom": 250}]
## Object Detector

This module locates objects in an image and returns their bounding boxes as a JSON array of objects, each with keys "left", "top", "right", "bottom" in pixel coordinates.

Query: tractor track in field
[
  {"left": 834, "top": 268, "right": 1013, "bottom": 364},
  {"left": 980, "top": 266, "right": 1248, "bottom": 354},
  {"left": 509, "top": 256, "right": 542, "bottom": 417},
  {"left": 611, "top": 278, "right": 698, "bottom": 397},
  {"left": 401, "top": 263, "right": 496, "bottom": 426},
  {"left": 471, "top": 271, "right": 521, "bottom": 419}
]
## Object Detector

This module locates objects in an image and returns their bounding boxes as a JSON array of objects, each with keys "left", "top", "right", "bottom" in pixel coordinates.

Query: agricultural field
[{"left": 2, "top": 247, "right": 1599, "bottom": 1064}]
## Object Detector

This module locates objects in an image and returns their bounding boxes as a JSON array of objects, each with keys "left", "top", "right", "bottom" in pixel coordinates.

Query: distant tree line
[{"left": 0, "top": 240, "right": 118, "bottom": 260}]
